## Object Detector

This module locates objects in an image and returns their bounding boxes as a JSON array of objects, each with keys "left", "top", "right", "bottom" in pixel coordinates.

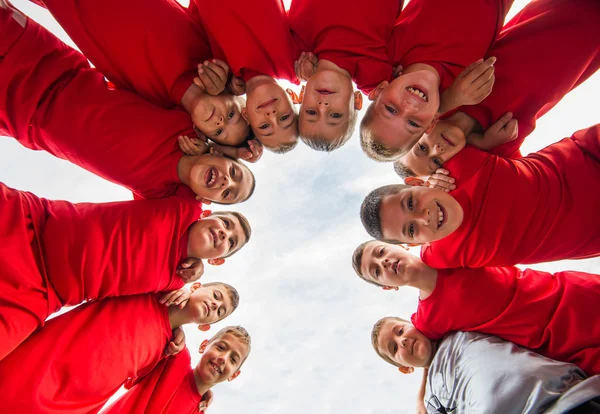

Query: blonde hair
[{"left": 371, "top": 316, "right": 411, "bottom": 367}]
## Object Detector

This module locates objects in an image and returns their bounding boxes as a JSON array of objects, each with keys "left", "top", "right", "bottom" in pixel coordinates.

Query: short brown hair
[
  {"left": 203, "top": 282, "right": 240, "bottom": 317},
  {"left": 209, "top": 325, "right": 252, "bottom": 366},
  {"left": 359, "top": 103, "right": 410, "bottom": 161},
  {"left": 371, "top": 316, "right": 411, "bottom": 367},
  {"left": 300, "top": 108, "right": 358, "bottom": 152},
  {"left": 360, "top": 184, "right": 410, "bottom": 241},
  {"left": 351, "top": 240, "right": 383, "bottom": 288},
  {"left": 214, "top": 211, "right": 252, "bottom": 258},
  {"left": 393, "top": 159, "right": 416, "bottom": 179}
]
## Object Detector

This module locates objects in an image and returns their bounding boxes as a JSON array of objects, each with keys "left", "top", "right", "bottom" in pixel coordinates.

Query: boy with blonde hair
[{"left": 103, "top": 326, "right": 252, "bottom": 413}]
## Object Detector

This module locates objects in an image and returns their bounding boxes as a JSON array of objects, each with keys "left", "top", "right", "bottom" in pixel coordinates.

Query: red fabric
[
  {"left": 192, "top": 0, "right": 299, "bottom": 84},
  {"left": 288, "top": 0, "right": 401, "bottom": 94},
  {"left": 42, "top": 196, "right": 201, "bottom": 306},
  {"left": 389, "top": 0, "right": 513, "bottom": 90},
  {"left": 411, "top": 266, "right": 600, "bottom": 375},
  {"left": 0, "top": 14, "right": 197, "bottom": 200},
  {"left": 0, "top": 294, "right": 172, "bottom": 413},
  {"left": 0, "top": 183, "right": 59, "bottom": 361},
  {"left": 104, "top": 347, "right": 204, "bottom": 414},
  {"left": 38, "top": 0, "right": 211, "bottom": 107},
  {"left": 420, "top": 124, "right": 600, "bottom": 267},
  {"left": 460, "top": 0, "right": 600, "bottom": 158}
]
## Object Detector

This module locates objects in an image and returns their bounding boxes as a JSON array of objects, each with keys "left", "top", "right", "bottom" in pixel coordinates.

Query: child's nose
[
  {"left": 416, "top": 208, "right": 430, "bottom": 224},
  {"left": 317, "top": 100, "right": 330, "bottom": 106},
  {"left": 400, "top": 100, "right": 418, "bottom": 114}
]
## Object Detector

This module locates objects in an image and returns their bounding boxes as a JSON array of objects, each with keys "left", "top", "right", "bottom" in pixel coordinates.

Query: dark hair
[
  {"left": 360, "top": 184, "right": 410, "bottom": 240},
  {"left": 300, "top": 108, "right": 358, "bottom": 152},
  {"left": 393, "top": 159, "right": 416, "bottom": 179},
  {"left": 351, "top": 240, "right": 383, "bottom": 287}
]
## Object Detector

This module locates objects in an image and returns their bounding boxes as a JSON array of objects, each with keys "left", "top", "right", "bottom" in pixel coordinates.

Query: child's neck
[
  {"left": 193, "top": 369, "right": 213, "bottom": 396},
  {"left": 402, "top": 63, "right": 441, "bottom": 84},
  {"left": 424, "top": 340, "right": 439, "bottom": 368},
  {"left": 316, "top": 59, "right": 352, "bottom": 78},
  {"left": 180, "top": 83, "right": 207, "bottom": 116},
  {"left": 407, "top": 263, "right": 438, "bottom": 300},
  {"left": 167, "top": 303, "right": 197, "bottom": 330}
]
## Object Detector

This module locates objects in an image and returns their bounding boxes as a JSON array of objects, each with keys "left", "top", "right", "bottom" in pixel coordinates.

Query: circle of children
[{"left": 0, "top": 0, "right": 599, "bottom": 412}]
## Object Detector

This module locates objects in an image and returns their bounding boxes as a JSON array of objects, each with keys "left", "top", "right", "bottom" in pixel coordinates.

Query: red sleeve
[
  {"left": 0, "top": 16, "right": 195, "bottom": 199},
  {"left": 40, "top": 0, "right": 212, "bottom": 107},
  {"left": 460, "top": 0, "right": 600, "bottom": 157},
  {"left": 390, "top": 0, "right": 513, "bottom": 90},
  {"left": 288, "top": 0, "right": 400, "bottom": 93},
  {"left": 193, "top": 0, "right": 299, "bottom": 83}
]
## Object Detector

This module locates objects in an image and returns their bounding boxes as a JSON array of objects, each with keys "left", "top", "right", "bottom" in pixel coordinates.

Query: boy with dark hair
[
  {"left": 0, "top": 182, "right": 251, "bottom": 361},
  {"left": 396, "top": 0, "right": 600, "bottom": 178},
  {"left": 191, "top": 0, "right": 301, "bottom": 154},
  {"left": 371, "top": 323, "right": 600, "bottom": 413},
  {"left": 0, "top": 284, "right": 239, "bottom": 412},
  {"left": 104, "top": 326, "right": 252, "bottom": 413},
  {"left": 0, "top": 3, "right": 255, "bottom": 204},
  {"left": 355, "top": 240, "right": 600, "bottom": 375},
  {"left": 360, "top": 124, "right": 600, "bottom": 268},
  {"left": 360, "top": 0, "right": 512, "bottom": 160},
  {"left": 288, "top": 0, "right": 401, "bottom": 152}
]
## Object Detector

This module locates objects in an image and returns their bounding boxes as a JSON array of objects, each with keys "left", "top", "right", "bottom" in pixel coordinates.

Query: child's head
[
  {"left": 195, "top": 325, "right": 252, "bottom": 385},
  {"left": 352, "top": 240, "right": 422, "bottom": 289},
  {"left": 187, "top": 211, "right": 251, "bottom": 262},
  {"left": 190, "top": 93, "right": 251, "bottom": 148},
  {"left": 242, "top": 76, "right": 299, "bottom": 153},
  {"left": 396, "top": 120, "right": 467, "bottom": 178},
  {"left": 360, "top": 71, "right": 441, "bottom": 161},
  {"left": 188, "top": 282, "right": 239, "bottom": 328},
  {"left": 185, "top": 153, "right": 256, "bottom": 205},
  {"left": 360, "top": 183, "right": 463, "bottom": 244},
  {"left": 299, "top": 67, "right": 362, "bottom": 152},
  {"left": 371, "top": 317, "right": 434, "bottom": 372}
]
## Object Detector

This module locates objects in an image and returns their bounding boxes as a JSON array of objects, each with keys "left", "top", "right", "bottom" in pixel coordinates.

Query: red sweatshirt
[
  {"left": 0, "top": 11, "right": 197, "bottom": 200},
  {"left": 411, "top": 266, "right": 600, "bottom": 375},
  {"left": 461, "top": 0, "right": 600, "bottom": 158},
  {"left": 288, "top": 0, "right": 401, "bottom": 94},
  {"left": 42, "top": 196, "right": 201, "bottom": 306},
  {"left": 389, "top": 0, "right": 513, "bottom": 90},
  {"left": 420, "top": 125, "right": 600, "bottom": 267},
  {"left": 38, "top": 0, "right": 211, "bottom": 108},
  {"left": 0, "top": 294, "right": 172, "bottom": 414},
  {"left": 193, "top": 0, "right": 299, "bottom": 84},
  {"left": 103, "top": 347, "right": 205, "bottom": 414}
]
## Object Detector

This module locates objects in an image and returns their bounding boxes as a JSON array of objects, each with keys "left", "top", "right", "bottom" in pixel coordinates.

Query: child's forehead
[{"left": 212, "top": 333, "right": 249, "bottom": 355}]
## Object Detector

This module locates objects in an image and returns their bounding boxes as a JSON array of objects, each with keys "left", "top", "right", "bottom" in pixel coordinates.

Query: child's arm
[
  {"left": 438, "top": 57, "right": 496, "bottom": 115},
  {"left": 467, "top": 112, "right": 518, "bottom": 150},
  {"left": 176, "top": 257, "right": 205, "bottom": 282},
  {"left": 163, "top": 326, "right": 187, "bottom": 357},
  {"left": 416, "top": 368, "right": 429, "bottom": 414}
]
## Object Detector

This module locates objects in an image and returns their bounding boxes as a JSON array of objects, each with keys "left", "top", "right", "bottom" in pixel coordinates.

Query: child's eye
[
  {"left": 433, "top": 158, "right": 443, "bottom": 167},
  {"left": 218, "top": 308, "right": 224, "bottom": 317},
  {"left": 398, "top": 328, "right": 404, "bottom": 336},
  {"left": 223, "top": 189, "right": 231, "bottom": 199},
  {"left": 231, "top": 357, "right": 238, "bottom": 364},
  {"left": 217, "top": 344, "right": 225, "bottom": 351},
  {"left": 418, "top": 144, "right": 427, "bottom": 153},
  {"left": 222, "top": 218, "right": 230, "bottom": 228},
  {"left": 408, "top": 197, "right": 414, "bottom": 211},
  {"left": 331, "top": 113, "right": 342, "bottom": 118},
  {"left": 374, "top": 267, "right": 380, "bottom": 278},
  {"left": 280, "top": 114, "right": 290, "bottom": 121},
  {"left": 259, "top": 123, "right": 270, "bottom": 130},
  {"left": 408, "top": 224, "right": 415, "bottom": 238},
  {"left": 216, "top": 128, "right": 224, "bottom": 136},
  {"left": 229, "top": 238, "right": 234, "bottom": 249},
  {"left": 379, "top": 247, "right": 385, "bottom": 256},
  {"left": 305, "top": 109, "right": 317, "bottom": 115},
  {"left": 230, "top": 166, "right": 235, "bottom": 178},
  {"left": 408, "top": 120, "right": 420, "bottom": 128},
  {"left": 228, "top": 110, "right": 234, "bottom": 119},
  {"left": 213, "top": 292, "right": 217, "bottom": 299},
  {"left": 385, "top": 105, "right": 397, "bottom": 115},
  {"left": 393, "top": 343, "right": 398, "bottom": 354}
]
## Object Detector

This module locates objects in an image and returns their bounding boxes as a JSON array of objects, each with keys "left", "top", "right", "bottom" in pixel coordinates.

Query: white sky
[{"left": 3, "top": 1, "right": 600, "bottom": 413}]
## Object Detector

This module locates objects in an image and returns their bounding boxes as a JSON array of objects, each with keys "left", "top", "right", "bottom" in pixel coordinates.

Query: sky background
[{"left": 3, "top": 1, "right": 600, "bottom": 413}]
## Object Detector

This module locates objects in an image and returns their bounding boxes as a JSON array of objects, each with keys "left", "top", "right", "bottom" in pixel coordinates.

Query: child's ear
[
  {"left": 200, "top": 210, "right": 212, "bottom": 219},
  {"left": 353, "top": 91, "right": 363, "bottom": 110},
  {"left": 241, "top": 107, "right": 249, "bottom": 122},
  {"left": 199, "top": 339, "right": 209, "bottom": 353},
  {"left": 208, "top": 258, "right": 225, "bottom": 266},
  {"left": 198, "top": 324, "right": 211, "bottom": 332},
  {"left": 195, "top": 196, "right": 212, "bottom": 206},
  {"left": 424, "top": 118, "right": 438, "bottom": 134},
  {"left": 368, "top": 81, "right": 389, "bottom": 102},
  {"left": 404, "top": 176, "right": 426, "bottom": 187},
  {"left": 398, "top": 366, "right": 414, "bottom": 374},
  {"left": 227, "top": 370, "right": 241, "bottom": 382},
  {"left": 190, "top": 282, "right": 202, "bottom": 293}
]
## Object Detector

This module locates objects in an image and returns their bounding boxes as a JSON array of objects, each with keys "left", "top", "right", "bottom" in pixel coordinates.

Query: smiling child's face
[
  {"left": 359, "top": 241, "right": 422, "bottom": 287},
  {"left": 188, "top": 213, "right": 247, "bottom": 259},
  {"left": 378, "top": 186, "right": 463, "bottom": 244},
  {"left": 376, "top": 319, "right": 433, "bottom": 368},
  {"left": 400, "top": 120, "right": 467, "bottom": 177},
  {"left": 191, "top": 94, "right": 250, "bottom": 147},
  {"left": 195, "top": 333, "right": 248, "bottom": 385},
  {"left": 189, "top": 284, "right": 234, "bottom": 325}
]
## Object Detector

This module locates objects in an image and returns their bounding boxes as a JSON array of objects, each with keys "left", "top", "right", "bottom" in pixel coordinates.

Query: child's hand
[
  {"left": 194, "top": 59, "right": 230, "bottom": 96},
  {"left": 227, "top": 76, "right": 246, "bottom": 96},
  {"left": 177, "top": 257, "right": 204, "bottom": 282},
  {"left": 179, "top": 135, "right": 209, "bottom": 156},
  {"left": 164, "top": 327, "right": 186, "bottom": 357},
  {"left": 392, "top": 64, "right": 403, "bottom": 78},
  {"left": 237, "top": 139, "right": 263, "bottom": 163},
  {"left": 416, "top": 399, "right": 427, "bottom": 414},
  {"left": 425, "top": 168, "right": 456, "bottom": 192},
  {"left": 441, "top": 57, "right": 496, "bottom": 112},
  {"left": 478, "top": 112, "right": 519, "bottom": 149},
  {"left": 159, "top": 288, "right": 191, "bottom": 308},
  {"left": 294, "top": 51, "right": 318, "bottom": 81},
  {"left": 198, "top": 389, "right": 214, "bottom": 412}
]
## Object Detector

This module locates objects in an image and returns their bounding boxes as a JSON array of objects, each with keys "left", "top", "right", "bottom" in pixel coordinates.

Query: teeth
[
  {"left": 208, "top": 170, "right": 216, "bottom": 186},
  {"left": 407, "top": 87, "right": 428, "bottom": 102},
  {"left": 437, "top": 204, "right": 444, "bottom": 227}
]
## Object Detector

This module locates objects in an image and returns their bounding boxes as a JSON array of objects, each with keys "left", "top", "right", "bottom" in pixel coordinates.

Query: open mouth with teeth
[
  {"left": 391, "top": 261, "right": 400, "bottom": 274},
  {"left": 436, "top": 202, "right": 446, "bottom": 229},
  {"left": 406, "top": 86, "right": 428, "bottom": 102},
  {"left": 209, "top": 361, "right": 222, "bottom": 375},
  {"left": 205, "top": 167, "right": 218, "bottom": 188}
]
